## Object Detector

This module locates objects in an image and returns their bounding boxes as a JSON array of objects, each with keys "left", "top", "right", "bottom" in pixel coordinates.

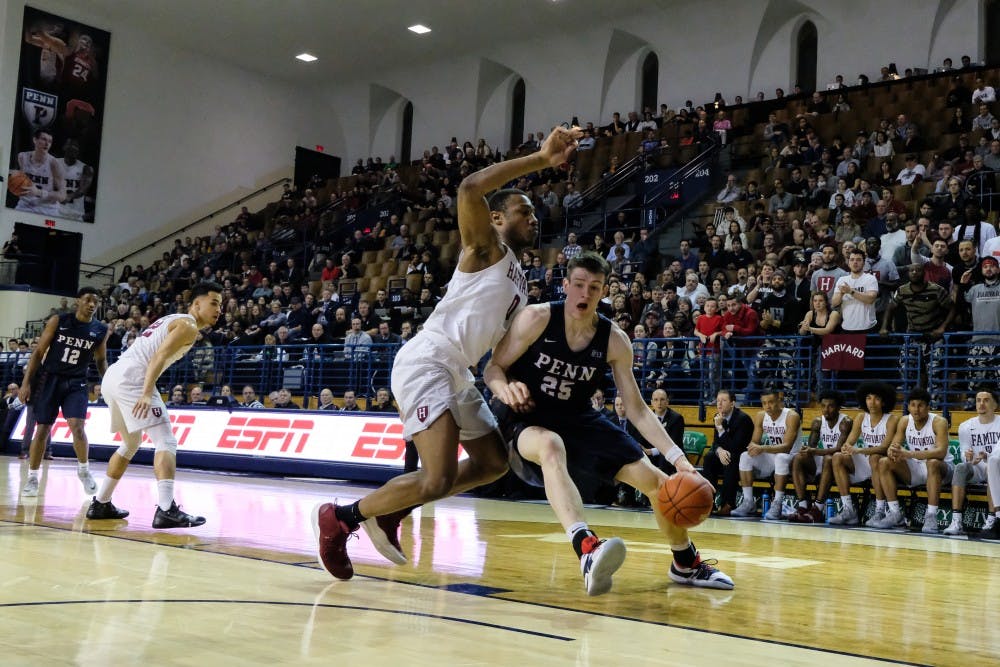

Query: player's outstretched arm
[
  {"left": 607, "top": 326, "right": 693, "bottom": 473},
  {"left": 457, "top": 126, "right": 582, "bottom": 252},
  {"left": 132, "top": 319, "right": 197, "bottom": 419},
  {"left": 18, "top": 314, "right": 59, "bottom": 403},
  {"left": 484, "top": 304, "right": 549, "bottom": 413}
]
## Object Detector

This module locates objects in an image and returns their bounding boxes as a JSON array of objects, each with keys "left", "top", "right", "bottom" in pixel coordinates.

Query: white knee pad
[
  {"left": 774, "top": 453, "right": 793, "bottom": 476},
  {"left": 738, "top": 451, "right": 753, "bottom": 472},
  {"left": 115, "top": 431, "right": 142, "bottom": 461},
  {"left": 147, "top": 421, "right": 178, "bottom": 457}
]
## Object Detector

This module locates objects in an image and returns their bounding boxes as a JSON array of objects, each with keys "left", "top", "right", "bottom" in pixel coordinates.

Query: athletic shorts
[
  {"left": 102, "top": 362, "right": 170, "bottom": 435},
  {"left": 849, "top": 453, "right": 873, "bottom": 484},
  {"left": 740, "top": 451, "right": 776, "bottom": 478},
  {"left": 391, "top": 335, "right": 496, "bottom": 442},
  {"left": 29, "top": 371, "right": 89, "bottom": 424},
  {"left": 902, "top": 458, "right": 953, "bottom": 487},
  {"left": 953, "top": 461, "right": 988, "bottom": 486},
  {"left": 499, "top": 407, "right": 645, "bottom": 489}
]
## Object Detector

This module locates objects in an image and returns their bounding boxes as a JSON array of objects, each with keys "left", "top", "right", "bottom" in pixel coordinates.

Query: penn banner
[
  {"left": 820, "top": 334, "right": 867, "bottom": 371},
  {"left": 6, "top": 6, "right": 111, "bottom": 223}
]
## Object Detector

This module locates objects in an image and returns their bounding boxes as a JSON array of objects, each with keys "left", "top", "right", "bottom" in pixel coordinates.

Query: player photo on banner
[{"left": 6, "top": 6, "right": 110, "bottom": 223}]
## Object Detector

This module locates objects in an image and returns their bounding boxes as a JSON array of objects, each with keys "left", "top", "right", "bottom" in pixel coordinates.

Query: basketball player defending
[
  {"left": 829, "top": 382, "right": 899, "bottom": 526},
  {"left": 20, "top": 287, "right": 108, "bottom": 498},
  {"left": 485, "top": 252, "right": 733, "bottom": 594},
  {"left": 86, "top": 282, "right": 223, "bottom": 528},
  {"left": 312, "top": 127, "right": 583, "bottom": 579},
  {"left": 16, "top": 129, "right": 64, "bottom": 216},
  {"left": 730, "top": 389, "right": 803, "bottom": 519},
  {"left": 944, "top": 389, "right": 1000, "bottom": 536},
  {"left": 787, "top": 390, "right": 851, "bottom": 522},
  {"left": 871, "top": 388, "right": 950, "bottom": 530}
]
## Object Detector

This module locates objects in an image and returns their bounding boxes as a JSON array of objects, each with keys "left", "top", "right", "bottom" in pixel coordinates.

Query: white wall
[{"left": 0, "top": 0, "right": 347, "bottom": 266}]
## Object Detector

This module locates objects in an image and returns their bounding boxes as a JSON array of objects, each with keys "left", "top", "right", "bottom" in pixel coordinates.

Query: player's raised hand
[{"left": 539, "top": 126, "right": 583, "bottom": 168}]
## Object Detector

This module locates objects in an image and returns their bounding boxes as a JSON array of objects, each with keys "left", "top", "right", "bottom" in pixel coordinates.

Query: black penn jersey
[
  {"left": 40, "top": 312, "right": 106, "bottom": 379},
  {"left": 508, "top": 301, "right": 612, "bottom": 417}
]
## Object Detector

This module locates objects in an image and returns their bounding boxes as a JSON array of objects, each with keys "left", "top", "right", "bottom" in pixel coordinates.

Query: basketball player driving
[{"left": 485, "top": 252, "right": 733, "bottom": 594}]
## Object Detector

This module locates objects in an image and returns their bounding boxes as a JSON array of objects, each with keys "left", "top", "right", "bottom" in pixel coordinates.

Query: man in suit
[
  {"left": 647, "top": 389, "right": 685, "bottom": 473},
  {"left": 702, "top": 389, "right": 754, "bottom": 515}
]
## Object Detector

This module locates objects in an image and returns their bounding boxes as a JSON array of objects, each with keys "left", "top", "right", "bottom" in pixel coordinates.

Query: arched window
[
  {"left": 509, "top": 77, "right": 525, "bottom": 153},
  {"left": 641, "top": 52, "right": 659, "bottom": 113},
  {"left": 400, "top": 101, "right": 414, "bottom": 164},
  {"left": 796, "top": 21, "right": 818, "bottom": 93}
]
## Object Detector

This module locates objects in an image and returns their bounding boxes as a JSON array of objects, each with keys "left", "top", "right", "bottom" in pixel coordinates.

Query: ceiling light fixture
[
  {"left": 408, "top": 24, "right": 431, "bottom": 34},
  {"left": 296, "top": 53, "right": 318, "bottom": 62}
]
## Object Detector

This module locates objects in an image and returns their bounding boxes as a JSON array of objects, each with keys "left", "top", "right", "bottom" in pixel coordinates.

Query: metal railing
[{"left": 0, "top": 332, "right": 992, "bottom": 417}]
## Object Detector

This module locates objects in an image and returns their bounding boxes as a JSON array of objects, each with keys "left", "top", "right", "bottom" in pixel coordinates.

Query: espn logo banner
[{"left": 13, "top": 407, "right": 468, "bottom": 467}]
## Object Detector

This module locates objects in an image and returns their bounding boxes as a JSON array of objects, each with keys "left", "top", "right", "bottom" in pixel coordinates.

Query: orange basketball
[
  {"left": 7, "top": 171, "right": 33, "bottom": 196},
  {"left": 657, "top": 471, "right": 715, "bottom": 528}
]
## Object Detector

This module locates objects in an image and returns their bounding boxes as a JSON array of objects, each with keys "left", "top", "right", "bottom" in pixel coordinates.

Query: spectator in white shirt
[
  {"left": 896, "top": 154, "right": 926, "bottom": 185},
  {"left": 973, "top": 103, "right": 996, "bottom": 132},
  {"left": 972, "top": 78, "right": 997, "bottom": 104}
]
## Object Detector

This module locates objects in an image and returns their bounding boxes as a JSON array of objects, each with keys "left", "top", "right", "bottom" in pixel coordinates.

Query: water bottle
[
  {"left": 826, "top": 498, "right": 835, "bottom": 523},
  {"left": 761, "top": 492, "right": 770, "bottom": 516}
]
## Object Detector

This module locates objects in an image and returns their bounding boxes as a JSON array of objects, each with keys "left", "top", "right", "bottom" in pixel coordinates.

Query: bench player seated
[
  {"left": 731, "top": 388, "right": 803, "bottom": 519},
  {"left": 945, "top": 389, "right": 1000, "bottom": 536},
  {"left": 787, "top": 391, "right": 852, "bottom": 523},
  {"left": 829, "top": 382, "right": 899, "bottom": 526},
  {"left": 485, "top": 252, "right": 733, "bottom": 594},
  {"left": 871, "top": 388, "right": 951, "bottom": 531}
]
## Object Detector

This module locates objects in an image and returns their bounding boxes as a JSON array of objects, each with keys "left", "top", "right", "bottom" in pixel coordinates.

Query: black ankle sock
[
  {"left": 335, "top": 502, "right": 366, "bottom": 530},
  {"left": 571, "top": 528, "right": 598, "bottom": 558},
  {"left": 672, "top": 541, "right": 698, "bottom": 569}
]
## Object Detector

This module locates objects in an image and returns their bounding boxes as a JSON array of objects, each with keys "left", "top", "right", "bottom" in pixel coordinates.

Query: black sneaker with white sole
[
  {"left": 152, "top": 501, "right": 205, "bottom": 529},
  {"left": 86, "top": 497, "right": 129, "bottom": 520}
]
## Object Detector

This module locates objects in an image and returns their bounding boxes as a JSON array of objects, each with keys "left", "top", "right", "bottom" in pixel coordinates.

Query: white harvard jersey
[
  {"left": 57, "top": 158, "right": 86, "bottom": 220},
  {"left": 904, "top": 413, "right": 939, "bottom": 452},
  {"left": 16, "top": 151, "right": 59, "bottom": 215},
  {"left": 419, "top": 244, "right": 528, "bottom": 368},
  {"left": 112, "top": 314, "right": 196, "bottom": 377},
  {"left": 763, "top": 408, "right": 802, "bottom": 454},
  {"left": 860, "top": 412, "right": 890, "bottom": 448},
  {"left": 818, "top": 413, "right": 847, "bottom": 450},
  {"left": 958, "top": 415, "right": 1000, "bottom": 457}
]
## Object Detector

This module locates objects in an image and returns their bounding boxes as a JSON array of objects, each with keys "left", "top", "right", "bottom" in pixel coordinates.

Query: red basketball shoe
[{"left": 311, "top": 503, "right": 355, "bottom": 580}]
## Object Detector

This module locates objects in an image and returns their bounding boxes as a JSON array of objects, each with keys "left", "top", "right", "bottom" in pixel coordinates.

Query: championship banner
[
  {"left": 6, "top": 6, "right": 111, "bottom": 223},
  {"left": 820, "top": 334, "right": 867, "bottom": 371},
  {"left": 13, "top": 407, "right": 468, "bottom": 468}
]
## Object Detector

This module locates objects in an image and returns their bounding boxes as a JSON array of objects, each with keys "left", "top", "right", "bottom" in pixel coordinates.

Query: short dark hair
[
  {"left": 77, "top": 286, "right": 99, "bottom": 298},
  {"left": 191, "top": 281, "right": 223, "bottom": 299},
  {"left": 976, "top": 386, "right": 1000, "bottom": 404},
  {"left": 487, "top": 188, "right": 528, "bottom": 212},
  {"left": 567, "top": 252, "right": 611, "bottom": 279},
  {"left": 717, "top": 388, "right": 737, "bottom": 402},
  {"left": 907, "top": 388, "right": 932, "bottom": 405},
  {"left": 818, "top": 390, "right": 844, "bottom": 407},
  {"left": 760, "top": 386, "right": 782, "bottom": 400}
]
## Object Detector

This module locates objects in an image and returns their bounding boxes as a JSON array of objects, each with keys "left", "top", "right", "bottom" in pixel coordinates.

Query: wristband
[{"left": 664, "top": 446, "right": 685, "bottom": 465}]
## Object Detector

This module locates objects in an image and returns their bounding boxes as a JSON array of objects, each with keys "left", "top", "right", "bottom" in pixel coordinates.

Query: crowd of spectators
[{"left": 3, "top": 55, "right": 999, "bottom": 412}]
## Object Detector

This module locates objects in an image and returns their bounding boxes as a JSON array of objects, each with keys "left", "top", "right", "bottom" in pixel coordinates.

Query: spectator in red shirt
[{"left": 695, "top": 297, "right": 725, "bottom": 403}]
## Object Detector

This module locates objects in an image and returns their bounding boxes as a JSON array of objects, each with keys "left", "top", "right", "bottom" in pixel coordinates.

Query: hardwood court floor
[{"left": 0, "top": 458, "right": 996, "bottom": 666}]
